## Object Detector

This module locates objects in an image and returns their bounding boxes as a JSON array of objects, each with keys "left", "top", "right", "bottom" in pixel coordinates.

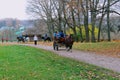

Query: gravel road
[{"left": 23, "top": 44, "right": 120, "bottom": 73}]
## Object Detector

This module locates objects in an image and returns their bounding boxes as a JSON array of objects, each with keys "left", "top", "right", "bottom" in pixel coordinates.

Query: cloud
[{"left": 0, "top": 0, "right": 28, "bottom": 20}]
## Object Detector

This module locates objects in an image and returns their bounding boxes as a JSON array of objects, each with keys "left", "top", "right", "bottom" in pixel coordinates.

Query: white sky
[{"left": 0, "top": 0, "right": 28, "bottom": 20}]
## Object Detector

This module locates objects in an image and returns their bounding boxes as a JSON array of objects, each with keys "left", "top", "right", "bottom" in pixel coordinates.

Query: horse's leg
[
  {"left": 44, "top": 39, "right": 46, "bottom": 42},
  {"left": 17, "top": 39, "right": 20, "bottom": 43},
  {"left": 48, "top": 38, "right": 50, "bottom": 42},
  {"left": 17, "top": 40, "right": 19, "bottom": 43},
  {"left": 66, "top": 45, "right": 70, "bottom": 51},
  {"left": 23, "top": 40, "right": 25, "bottom": 43},
  {"left": 69, "top": 45, "right": 73, "bottom": 52},
  {"left": 49, "top": 38, "right": 51, "bottom": 42},
  {"left": 67, "top": 46, "right": 70, "bottom": 51},
  {"left": 66, "top": 44, "right": 72, "bottom": 52}
]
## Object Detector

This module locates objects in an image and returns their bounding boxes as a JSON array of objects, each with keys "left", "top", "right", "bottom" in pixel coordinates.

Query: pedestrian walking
[{"left": 34, "top": 35, "right": 38, "bottom": 45}]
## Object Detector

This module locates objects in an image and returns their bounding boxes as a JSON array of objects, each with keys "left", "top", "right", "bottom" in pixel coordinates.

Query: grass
[
  {"left": 73, "top": 42, "right": 120, "bottom": 58},
  {"left": 0, "top": 45, "right": 120, "bottom": 80}
]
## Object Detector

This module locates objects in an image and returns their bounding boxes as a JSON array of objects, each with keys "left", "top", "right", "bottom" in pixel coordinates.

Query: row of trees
[
  {"left": 27, "top": 0, "right": 120, "bottom": 42},
  {"left": 0, "top": 18, "right": 20, "bottom": 28}
]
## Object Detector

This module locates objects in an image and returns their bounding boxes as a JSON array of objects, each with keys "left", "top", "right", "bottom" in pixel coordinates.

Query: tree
[
  {"left": 27, "top": 0, "right": 54, "bottom": 36},
  {"left": 80, "top": 0, "right": 90, "bottom": 42},
  {"left": 97, "top": 0, "right": 120, "bottom": 41},
  {"left": 107, "top": 0, "right": 111, "bottom": 41},
  {"left": 89, "top": 0, "right": 98, "bottom": 42}
]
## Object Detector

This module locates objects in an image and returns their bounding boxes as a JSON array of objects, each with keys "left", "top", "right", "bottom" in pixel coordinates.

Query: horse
[
  {"left": 41, "top": 36, "right": 51, "bottom": 42},
  {"left": 64, "top": 35, "right": 74, "bottom": 51},
  {"left": 17, "top": 36, "right": 25, "bottom": 43}
]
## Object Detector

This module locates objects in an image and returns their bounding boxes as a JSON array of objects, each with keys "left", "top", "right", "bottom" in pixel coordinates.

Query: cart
[{"left": 53, "top": 38, "right": 65, "bottom": 51}]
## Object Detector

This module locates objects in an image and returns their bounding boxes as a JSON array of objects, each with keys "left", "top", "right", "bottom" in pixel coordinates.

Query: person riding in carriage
[
  {"left": 53, "top": 31, "right": 57, "bottom": 39},
  {"left": 53, "top": 30, "right": 65, "bottom": 43},
  {"left": 59, "top": 30, "right": 65, "bottom": 38}
]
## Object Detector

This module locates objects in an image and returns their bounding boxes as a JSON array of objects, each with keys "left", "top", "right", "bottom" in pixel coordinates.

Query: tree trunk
[
  {"left": 98, "top": 14, "right": 105, "bottom": 42},
  {"left": 84, "top": 15, "right": 89, "bottom": 42},
  {"left": 107, "top": 0, "right": 111, "bottom": 41},
  {"left": 91, "top": 11, "right": 96, "bottom": 42},
  {"left": 79, "top": 27, "right": 84, "bottom": 42}
]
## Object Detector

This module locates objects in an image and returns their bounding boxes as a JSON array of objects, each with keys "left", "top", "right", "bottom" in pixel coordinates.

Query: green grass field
[{"left": 0, "top": 45, "right": 120, "bottom": 80}]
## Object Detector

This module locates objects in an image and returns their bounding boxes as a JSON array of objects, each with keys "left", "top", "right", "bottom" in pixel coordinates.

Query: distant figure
[
  {"left": 44, "top": 34, "right": 48, "bottom": 40},
  {"left": 6, "top": 37, "right": 8, "bottom": 42},
  {"left": 1, "top": 37, "right": 4, "bottom": 43},
  {"left": 34, "top": 35, "right": 38, "bottom": 45}
]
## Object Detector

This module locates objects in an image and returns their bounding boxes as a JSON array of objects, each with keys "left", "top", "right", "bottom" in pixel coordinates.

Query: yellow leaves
[
  {"left": 87, "top": 71, "right": 97, "bottom": 79},
  {"left": 66, "top": 24, "right": 99, "bottom": 38}
]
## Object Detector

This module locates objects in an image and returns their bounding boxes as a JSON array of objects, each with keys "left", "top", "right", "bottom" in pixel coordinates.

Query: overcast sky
[{"left": 0, "top": 0, "right": 28, "bottom": 20}]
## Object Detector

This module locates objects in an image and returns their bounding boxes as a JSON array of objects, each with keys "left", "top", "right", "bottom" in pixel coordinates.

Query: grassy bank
[
  {"left": 73, "top": 42, "right": 120, "bottom": 58},
  {"left": 0, "top": 45, "right": 120, "bottom": 80}
]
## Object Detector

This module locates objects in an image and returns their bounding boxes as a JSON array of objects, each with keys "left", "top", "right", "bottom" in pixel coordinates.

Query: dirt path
[{"left": 23, "top": 44, "right": 120, "bottom": 73}]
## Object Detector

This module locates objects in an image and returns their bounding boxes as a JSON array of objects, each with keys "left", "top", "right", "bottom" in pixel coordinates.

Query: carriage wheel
[
  {"left": 53, "top": 41, "right": 59, "bottom": 51},
  {"left": 56, "top": 45, "right": 58, "bottom": 51},
  {"left": 53, "top": 42, "right": 56, "bottom": 50},
  {"left": 53, "top": 45, "right": 56, "bottom": 50}
]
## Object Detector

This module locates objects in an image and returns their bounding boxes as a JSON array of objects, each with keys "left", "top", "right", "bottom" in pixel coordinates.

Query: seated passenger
[
  {"left": 44, "top": 34, "right": 48, "bottom": 40},
  {"left": 57, "top": 30, "right": 65, "bottom": 43},
  {"left": 59, "top": 30, "right": 65, "bottom": 38},
  {"left": 53, "top": 31, "right": 58, "bottom": 39},
  {"left": 56, "top": 32, "right": 61, "bottom": 39}
]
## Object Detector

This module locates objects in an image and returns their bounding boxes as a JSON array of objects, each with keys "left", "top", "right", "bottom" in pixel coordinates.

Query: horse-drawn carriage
[
  {"left": 17, "top": 36, "right": 25, "bottom": 42},
  {"left": 53, "top": 35, "right": 74, "bottom": 51},
  {"left": 53, "top": 37, "right": 65, "bottom": 51}
]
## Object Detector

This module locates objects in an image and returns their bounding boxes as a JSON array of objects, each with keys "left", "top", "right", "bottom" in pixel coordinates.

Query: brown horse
[{"left": 64, "top": 35, "right": 74, "bottom": 51}]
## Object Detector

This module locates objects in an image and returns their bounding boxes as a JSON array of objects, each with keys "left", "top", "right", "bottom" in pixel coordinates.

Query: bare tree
[
  {"left": 89, "top": 0, "right": 100, "bottom": 42},
  {"left": 80, "top": 0, "right": 90, "bottom": 42},
  {"left": 27, "top": 0, "right": 55, "bottom": 36},
  {"left": 97, "top": 0, "right": 120, "bottom": 41},
  {"left": 26, "top": 0, "right": 120, "bottom": 42}
]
